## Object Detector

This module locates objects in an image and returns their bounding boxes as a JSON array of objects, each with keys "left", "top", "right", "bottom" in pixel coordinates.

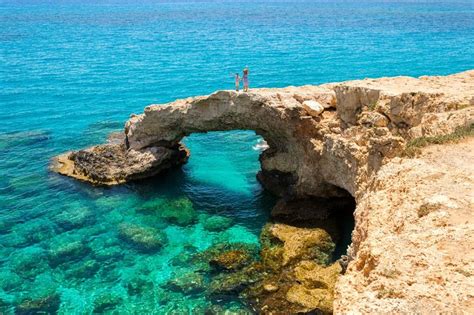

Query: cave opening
[{"left": 145, "top": 129, "right": 357, "bottom": 314}]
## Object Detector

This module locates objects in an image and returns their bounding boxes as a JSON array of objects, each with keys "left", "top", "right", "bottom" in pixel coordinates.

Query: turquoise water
[{"left": 1, "top": 1, "right": 473, "bottom": 313}]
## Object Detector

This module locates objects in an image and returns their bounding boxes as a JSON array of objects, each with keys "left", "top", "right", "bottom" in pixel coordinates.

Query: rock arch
[
  {"left": 53, "top": 70, "right": 473, "bottom": 200},
  {"left": 51, "top": 70, "right": 474, "bottom": 313}
]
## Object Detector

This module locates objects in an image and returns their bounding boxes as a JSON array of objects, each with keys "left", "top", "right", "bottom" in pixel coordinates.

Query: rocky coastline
[{"left": 51, "top": 70, "right": 474, "bottom": 313}]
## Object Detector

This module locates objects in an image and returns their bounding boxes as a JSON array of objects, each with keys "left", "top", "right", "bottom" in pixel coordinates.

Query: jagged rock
[
  {"left": 50, "top": 71, "right": 474, "bottom": 313},
  {"left": 302, "top": 100, "right": 325, "bottom": 116},
  {"left": 208, "top": 262, "right": 264, "bottom": 298},
  {"left": 51, "top": 142, "right": 189, "bottom": 185},
  {"left": 118, "top": 223, "right": 166, "bottom": 252},
  {"left": 358, "top": 111, "right": 390, "bottom": 128},
  {"left": 264, "top": 223, "right": 336, "bottom": 266},
  {"left": 209, "top": 249, "right": 253, "bottom": 272}
]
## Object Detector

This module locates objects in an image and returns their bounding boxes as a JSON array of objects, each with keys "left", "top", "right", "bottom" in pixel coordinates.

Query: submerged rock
[
  {"left": 208, "top": 262, "right": 264, "bottom": 299},
  {"left": 94, "top": 245, "right": 124, "bottom": 262},
  {"left": 165, "top": 272, "right": 206, "bottom": 294},
  {"left": 209, "top": 249, "right": 253, "bottom": 272},
  {"left": 160, "top": 197, "right": 197, "bottom": 226},
  {"left": 191, "top": 243, "right": 258, "bottom": 272},
  {"left": 127, "top": 276, "right": 154, "bottom": 296},
  {"left": 0, "top": 269, "right": 22, "bottom": 292},
  {"left": 66, "top": 259, "right": 100, "bottom": 279},
  {"left": 203, "top": 215, "right": 233, "bottom": 232},
  {"left": 15, "top": 293, "right": 60, "bottom": 315},
  {"left": 54, "top": 204, "right": 94, "bottom": 231},
  {"left": 10, "top": 247, "right": 48, "bottom": 280},
  {"left": 48, "top": 240, "right": 91, "bottom": 267},
  {"left": 118, "top": 223, "right": 167, "bottom": 252},
  {"left": 0, "top": 130, "right": 50, "bottom": 151},
  {"left": 93, "top": 293, "right": 122, "bottom": 313}
]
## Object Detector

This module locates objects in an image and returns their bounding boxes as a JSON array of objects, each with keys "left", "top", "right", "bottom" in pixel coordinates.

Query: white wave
[{"left": 252, "top": 139, "right": 269, "bottom": 151}]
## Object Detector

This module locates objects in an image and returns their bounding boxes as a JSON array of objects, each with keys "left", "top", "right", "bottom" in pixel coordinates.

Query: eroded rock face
[
  {"left": 50, "top": 70, "right": 474, "bottom": 313},
  {"left": 51, "top": 142, "right": 189, "bottom": 185}
]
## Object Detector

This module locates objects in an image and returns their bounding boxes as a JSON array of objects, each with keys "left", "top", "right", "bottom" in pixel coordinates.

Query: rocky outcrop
[
  {"left": 51, "top": 70, "right": 474, "bottom": 313},
  {"left": 51, "top": 142, "right": 188, "bottom": 185}
]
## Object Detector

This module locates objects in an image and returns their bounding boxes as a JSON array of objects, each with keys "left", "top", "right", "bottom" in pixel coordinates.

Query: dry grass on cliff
[{"left": 402, "top": 123, "right": 474, "bottom": 158}]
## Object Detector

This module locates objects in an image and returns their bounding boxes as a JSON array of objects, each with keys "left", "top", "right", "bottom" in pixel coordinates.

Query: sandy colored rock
[
  {"left": 335, "top": 138, "right": 474, "bottom": 314},
  {"left": 269, "top": 223, "right": 335, "bottom": 266},
  {"left": 302, "top": 100, "right": 324, "bottom": 116},
  {"left": 51, "top": 70, "right": 474, "bottom": 313}
]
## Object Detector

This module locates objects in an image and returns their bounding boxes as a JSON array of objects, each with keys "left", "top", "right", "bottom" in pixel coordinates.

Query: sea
[{"left": 1, "top": 0, "right": 473, "bottom": 313}]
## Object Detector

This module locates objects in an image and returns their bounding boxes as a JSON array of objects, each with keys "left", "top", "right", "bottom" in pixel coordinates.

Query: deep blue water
[{"left": 0, "top": 1, "right": 473, "bottom": 313}]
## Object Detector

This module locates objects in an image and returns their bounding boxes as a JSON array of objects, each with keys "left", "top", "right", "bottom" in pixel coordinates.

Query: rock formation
[{"left": 51, "top": 70, "right": 474, "bottom": 313}]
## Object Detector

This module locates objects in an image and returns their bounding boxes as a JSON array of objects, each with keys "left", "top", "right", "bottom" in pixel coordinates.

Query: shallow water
[{"left": 1, "top": 0, "right": 473, "bottom": 313}]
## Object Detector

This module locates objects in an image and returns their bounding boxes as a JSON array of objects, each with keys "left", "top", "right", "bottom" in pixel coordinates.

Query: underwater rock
[
  {"left": 127, "top": 276, "right": 154, "bottom": 296},
  {"left": 160, "top": 197, "right": 197, "bottom": 226},
  {"left": 208, "top": 262, "right": 265, "bottom": 299},
  {"left": 0, "top": 269, "right": 22, "bottom": 292},
  {"left": 94, "top": 245, "right": 124, "bottom": 262},
  {"left": 190, "top": 243, "right": 258, "bottom": 272},
  {"left": 66, "top": 259, "right": 100, "bottom": 279},
  {"left": 209, "top": 249, "right": 253, "bottom": 272},
  {"left": 165, "top": 272, "right": 206, "bottom": 294},
  {"left": 204, "top": 303, "right": 255, "bottom": 315},
  {"left": 13, "top": 219, "right": 56, "bottom": 244},
  {"left": 118, "top": 223, "right": 167, "bottom": 252},
  {"left": 0, "top": 130, "right": 50, "bottom": 151},
  {"left": 93, "top": 293, "right": 122, "bottom": 313},
  {"left": 136, "top": 198, "right": 165, "bottom": 215},
  {"left": 48, "top": 240, "right": 91, "bottom": 267},
  {"left": 10, "top": 247, "right": 48, "bottom": 280},
  {"left": 15, "top": 294, "right": 60, "bottom": 315},
  {"left": 203, "top": 215, "right": 233, "bottom": 232},
  {"left": 54, "top": 204, "right": 93, "bottom": 231}
]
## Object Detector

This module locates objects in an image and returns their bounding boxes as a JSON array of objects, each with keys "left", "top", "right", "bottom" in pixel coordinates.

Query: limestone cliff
[{"left": 51, "top": 70, "right": 474, "bottom": 313}]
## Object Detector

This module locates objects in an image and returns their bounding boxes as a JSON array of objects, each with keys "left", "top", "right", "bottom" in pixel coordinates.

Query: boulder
[
  {"left": 16, "top": 294, "right": 60, "bottom": 315},
  {"left": 209, "top": 249, "right": 253, "bottom": 272},
  {"left": 118, "top": 223, "right": 167, "bottom": 252},
  {"left": 302, "top": 100, "right": 325, "bottom": 116},
  {"left": 48, "top": 241, "right": 91, "bottom": 267},
  {"left": 203, "top": 215, "right": 233, "bottom": 232},
  {"left": 165, "top": 272, "right": 206, "bottom": 294},
  {"left": 160, "top": 197, "right": 197, "bottom": 226}
]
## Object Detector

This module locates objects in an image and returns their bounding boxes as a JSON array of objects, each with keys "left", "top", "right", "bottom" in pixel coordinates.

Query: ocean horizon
[{"left": 1, "top": 0, "right": 473, "bottom": 313}]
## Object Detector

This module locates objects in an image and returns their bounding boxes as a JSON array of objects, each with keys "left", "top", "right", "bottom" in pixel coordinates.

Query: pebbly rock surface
[
  {"left": 51, "top": 70, "right": 474, "bottom": 313},
  {"left": 51, "top": 142, "right": 189, "bottom": 185}
]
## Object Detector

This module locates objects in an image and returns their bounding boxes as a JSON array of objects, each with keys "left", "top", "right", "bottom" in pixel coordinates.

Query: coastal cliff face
[{"left": 52, "top": 70, "right": 474, "bottom": 313}]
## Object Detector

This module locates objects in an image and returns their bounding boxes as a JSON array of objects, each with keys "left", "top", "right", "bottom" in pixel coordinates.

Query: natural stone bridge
[
  {"left": 52, "top": 71, "right": 474, "bottom": 313},
  {"left": 53, "top": 70, "right": 473, "bottom": 199}
]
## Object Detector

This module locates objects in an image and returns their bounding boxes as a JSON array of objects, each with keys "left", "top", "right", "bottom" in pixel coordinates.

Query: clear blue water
[{"left": 1, "top": 0, "right": 473, "bottom": 313}]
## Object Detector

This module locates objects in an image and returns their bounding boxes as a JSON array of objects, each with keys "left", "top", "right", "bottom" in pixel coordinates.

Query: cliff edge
[{"left": 51, "top": 70, "right": 474, "bottom": 313}]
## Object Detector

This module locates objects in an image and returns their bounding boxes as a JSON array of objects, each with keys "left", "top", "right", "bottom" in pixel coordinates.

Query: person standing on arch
[{"left": 242, "top": 67, "right": 249, "bottom": 92}]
